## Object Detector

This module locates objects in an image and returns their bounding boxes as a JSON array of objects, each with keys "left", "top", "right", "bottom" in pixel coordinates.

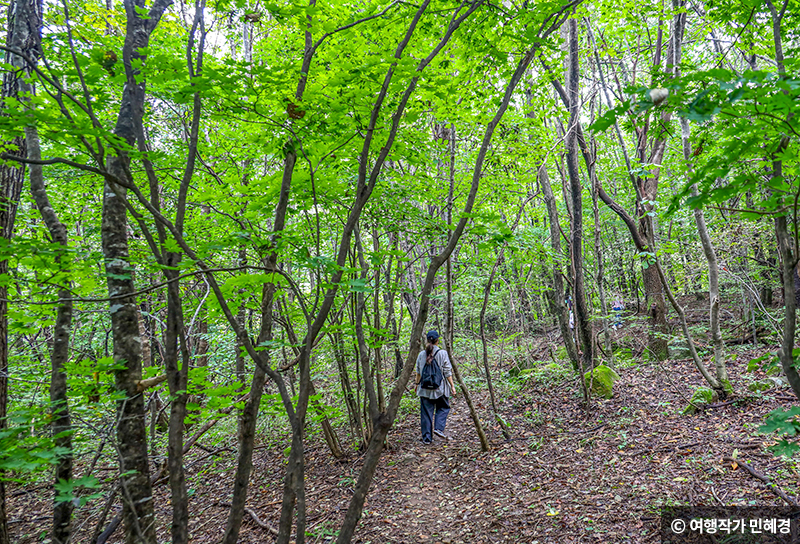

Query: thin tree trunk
[
  {"left": 680, "top": 119, "right": 730, "bottom": 393},
  {"left": 223, "top": 127, "right": 295, "bottom": 544},
  {"left": 539, "top": 164, "right": 583, "bottom": 390},
  {"left": 371, "top": 232, "right": 385, "bottom": 413},
  {"left": 479, "top": 250, "right": 511, "bottom": 439},
  {"left": 587, "top": 84, "right": 612, "bottom": 362},
  {"left": 446, "top": 124, "right": 456, "bottom": 349},
  {"left": 27, "top": 124, "right": 74, "bottom": 544},
  {"left": 451, "top": 357, "right": 490, "bottom": 451},
  {"left": 163, "top": 273, "right": 190, "bottom": 544},
  {"left": 221, "top": 285, "right": 273, "bottom": 544},
  {"left": 332, "top": 331, "right": 363, "bottom": 442},
  {"left": 385, "top": 235, "right": 403, "bottom": 379},
  {"left": 334, "top": 12, "right": 569, "bottom": 540},
  {"left": 565, "top": 18, "right": 593, "bottom": 371}
]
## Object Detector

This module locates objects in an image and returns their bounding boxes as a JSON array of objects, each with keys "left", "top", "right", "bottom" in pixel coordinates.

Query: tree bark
[
  {"left": 765, "top": 0, "right": 800, "bottom": 400},
  {"left": 680, "top": 122, "right": 730, "bottom": 393},
  {"left": 25, "top": 114, "right": 74, "bottom": 544},
  {"left": 0, "top": 0, "right": 40, "bottom": 539},
  {"left": 539, "top": 164, "right": 583, "bottom": 387},
  {"left": 479, "top": 250, "right": 511, "bottom": 439},
  {"left": 221, "top": 284, "right": 273, "bottom": 544},
  {"left": 102, "top": 1, "right": 173, "bottom": 542},
  {"left": 565, "top": 18, "right": 594, "bottom": 371}
]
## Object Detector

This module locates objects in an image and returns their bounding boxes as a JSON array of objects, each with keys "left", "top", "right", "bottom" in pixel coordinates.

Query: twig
[
  {"left": 243, "top": 507, "right": 279, "bottom": 535},
  {"left": 723, "top": 456, "right": 798, "bottom": 506},
  {"left": 706, "top": 399, "right": 740, "bottom": 409}
]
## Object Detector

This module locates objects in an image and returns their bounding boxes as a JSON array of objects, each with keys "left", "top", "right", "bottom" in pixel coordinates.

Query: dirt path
[
  {"left": 364, "top": 399, "right": 476, "bottom": 543},
  {"left": 343, "top": 359, "right": 799, "bottom": 544}
]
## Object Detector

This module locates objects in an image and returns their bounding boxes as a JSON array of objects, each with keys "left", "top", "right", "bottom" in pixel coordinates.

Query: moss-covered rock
[
  {"left": 682, "top": 386, "right": 718, "bottom": 415},
  {"left": 668, "top": 340, "right": 692, "bottom": 360},
  {"left": 508, "top": 358, "right": 539, "bottom": 377},
  {"left": 583, "top": 365, "right": 620, "bottom": 399},
  {"left": 748, "top": 379, "right": 773, "bottom": 393},
  {"left": 543, "top": 362, "right": 563, "bottom": 373},
  {"left": 766, "top": 364, "right": 782, "bottom": 377}
]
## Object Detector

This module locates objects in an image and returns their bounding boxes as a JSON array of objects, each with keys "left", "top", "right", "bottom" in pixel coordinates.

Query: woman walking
[{"left": 415, "top": 330, "right": 456, "bottom": 444}]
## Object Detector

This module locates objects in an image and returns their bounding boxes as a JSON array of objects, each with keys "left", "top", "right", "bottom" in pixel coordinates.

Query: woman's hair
[{"left": 425, "top": 334, "right": 438, "bottom": 362}]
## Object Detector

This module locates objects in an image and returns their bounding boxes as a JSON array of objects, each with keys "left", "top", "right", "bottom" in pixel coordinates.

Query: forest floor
[{"left": 7, "top": 303, "right": 800, "bottom": 543}]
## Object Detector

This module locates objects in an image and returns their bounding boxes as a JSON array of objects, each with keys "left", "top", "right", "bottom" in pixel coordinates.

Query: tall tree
[
  {"left": 0, "top": 0, "right": 42, "bottom": 540},
  {"left": 102, "top": 0, "right": 172, "bottom": 541},
  {"left": 564, "top": 17, "right": 593, "bottom": 371}
]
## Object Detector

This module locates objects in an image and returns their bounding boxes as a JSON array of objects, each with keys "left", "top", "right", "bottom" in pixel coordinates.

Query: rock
[
  {"left": 400, "top": 453, "right": 418, "bottom": 464},
  {"left": 583, "top": 365, "right": 620, "bottom": 399},
  {"left": 769, "top": 376, "right": 788, "bottom": 389},
  {"left": 543, "top": 362, "right": 562, "bottom": 373},
  {"left": 748, "top": 380, "right": 773, "bottom": 393},
  {"left": 766, "top": 365, "right": 782, "bottom": 377},
  {"left": 682, "top": 386, "right": 718, "bottom": 415},
  {"left": 508, "top": 357, "right": 536, "bottom": 377},
  {"left": 668, "top": 339, "right": 692, "bottom": 359}
]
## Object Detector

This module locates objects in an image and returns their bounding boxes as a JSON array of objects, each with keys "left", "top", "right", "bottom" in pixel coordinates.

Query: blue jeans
[{"left": 420, "top": 395, "right": 450, "bottom": 441}]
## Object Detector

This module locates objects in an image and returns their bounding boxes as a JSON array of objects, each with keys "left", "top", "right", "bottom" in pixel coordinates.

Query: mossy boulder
[
  {"left": 682, "top": 386, "right": 718, "bottom": 415},
  {"left": 748, "top": 379, "right": 773, "bottom": 393},
  {"left": 583, "top": 365, "right": 620, "bottom": 399},
  {"left": 543, "top": 362, "right": 563, "bottom": 373},
  {"left": 508, "top": 358, "right": 537, "bottom": 377},
  {"left": 668, "top": 339, "right": 692, "bottom": 360}
]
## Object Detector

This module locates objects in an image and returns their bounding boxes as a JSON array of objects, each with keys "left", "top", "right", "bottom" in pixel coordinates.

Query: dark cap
[{"left": 426, "top": 330, "right": 439, "bottom": 342}]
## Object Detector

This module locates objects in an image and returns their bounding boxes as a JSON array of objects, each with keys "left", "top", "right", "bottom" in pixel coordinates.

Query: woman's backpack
[{"left": 420, "top": 348, "right": 443, "bottom": 390}]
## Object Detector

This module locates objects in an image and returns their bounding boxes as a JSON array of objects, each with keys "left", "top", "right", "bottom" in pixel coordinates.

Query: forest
[{"left": 1, "top": 0, "right": 799, "bottom": 541}]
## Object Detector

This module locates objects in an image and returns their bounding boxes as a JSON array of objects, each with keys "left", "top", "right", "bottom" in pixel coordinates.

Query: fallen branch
[
  {"left": 244, "top": 507, "right": 279, "bottom": 535},
  {"left": 723, "top": 456, "right": 798, "bottom": 506},
  {"left": 706, "top": 399, "right": 740, "bottom": 409}
]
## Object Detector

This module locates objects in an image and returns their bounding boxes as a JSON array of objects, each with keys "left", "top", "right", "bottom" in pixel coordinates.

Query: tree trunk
[
  {"left": 680, "top": 119, "right": 730, "bottom": 393},
  {"left": 102, "top": 2, "right": 172, "bottom": 541},
  {"left": 539, "top": 164, "right": 583, "bottom": 386},
  {"left": 221, "top": 285, "right": 273, "bottom": 544},
  {"left": 332, "top": 331, "right": 363, "bottom": 442},
  {"left": 0, "top": 0, "right": 40, "bottom": 539},
  {"left": 445, "top": 124, "right": 456, "bottom": 349},
  {"left": 334, "top": 14, "right": 567, "bottom": 539},
  {"left": 104, "top": 166, "right": 157, "bottom": 544},
  {"left": 565, "top": 18, "right": 594, "bottom": 371},
  {"left": 479, "top": 250, "right": 511, "bottom": 439},
  {"left": 384, "top": 235, "right": 404, "bottom": 379},
  {"left": 371, "top": 232, "right": 385, "bottom": 413},
  {"left": 26, "top": 123, "right": 74, "bottom": 544},
  {"left": 164, "top": 270, "right": 190, "bottom": 544},
  {"left": 766, "top": 0, "right": 800, "bottom": 400},
  {"left": 223, "top": 144, "right": 295, "bottom": 544}
]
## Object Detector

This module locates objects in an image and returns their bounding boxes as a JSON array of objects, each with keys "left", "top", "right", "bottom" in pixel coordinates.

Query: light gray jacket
[{"left": 416, "top": 348, "right": 452, "bottom": 399}]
